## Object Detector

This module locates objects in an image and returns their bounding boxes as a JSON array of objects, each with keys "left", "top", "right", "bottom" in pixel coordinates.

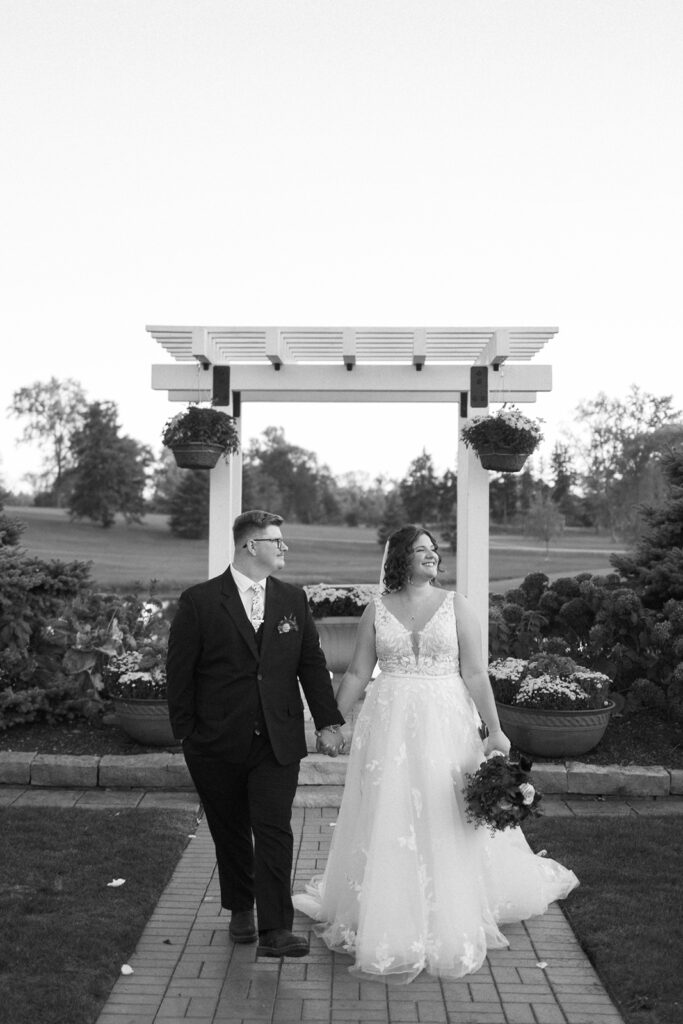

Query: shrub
[
  {"left": 488, "top": 568, "right": 683, "bottom": 721},
  {"left": 0, "top": 501, "right": 175, "bottom": 728}
]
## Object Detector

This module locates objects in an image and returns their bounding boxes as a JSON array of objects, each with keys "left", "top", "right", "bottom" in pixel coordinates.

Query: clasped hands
[{"left": 316, "top": 724, "right": 346, "bottom": 757}]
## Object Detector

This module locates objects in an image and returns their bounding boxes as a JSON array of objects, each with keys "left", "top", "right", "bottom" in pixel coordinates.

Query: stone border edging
[{"left": 0, "top": 750, "right": 682, "bottom": 797}]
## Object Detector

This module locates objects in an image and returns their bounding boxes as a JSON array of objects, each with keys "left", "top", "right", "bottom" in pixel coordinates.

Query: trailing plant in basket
[
  {"left": 461, "top": 406, "right": 543, "bottom": 456},
  {"left": 161, "top": 405, "right": 240, "bottom": 458}
]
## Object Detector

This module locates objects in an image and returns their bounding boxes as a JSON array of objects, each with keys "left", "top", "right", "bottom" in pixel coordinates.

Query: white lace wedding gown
[{"left": 293, "top": 592, "right": 578, "bottom": 983}]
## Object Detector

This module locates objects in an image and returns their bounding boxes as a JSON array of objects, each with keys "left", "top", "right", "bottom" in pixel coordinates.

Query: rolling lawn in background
[{"left": 15, "top": 506, "right": 625, "bottom": 594}]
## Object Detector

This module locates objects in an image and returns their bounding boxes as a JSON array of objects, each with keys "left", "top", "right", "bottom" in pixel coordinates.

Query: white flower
[
  {"left": 488, "top": 657, "right": 528, "bottom": 683},
  {"left": 519, "top": 783, "right": 536, "bottom": 805}
]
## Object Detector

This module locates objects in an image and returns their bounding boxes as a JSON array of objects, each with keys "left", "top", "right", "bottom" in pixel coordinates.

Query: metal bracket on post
[
  {"left": 470, "top": 366, "right": 489, "bottom": 408},
  {"left": 212, "top": 366, "right": 231, "bottom": 407}
]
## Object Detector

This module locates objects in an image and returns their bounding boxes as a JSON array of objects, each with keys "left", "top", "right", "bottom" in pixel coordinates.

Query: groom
[{"left": 167, "top": 509, "right": 344, "bottom": 958}]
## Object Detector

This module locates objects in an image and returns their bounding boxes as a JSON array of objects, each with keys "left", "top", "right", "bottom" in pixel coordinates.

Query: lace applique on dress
[{"left": 374, "top": 592, "right": 459, "bottom": 676}]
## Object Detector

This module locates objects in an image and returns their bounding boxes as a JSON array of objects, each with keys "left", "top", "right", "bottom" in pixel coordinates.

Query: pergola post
[
  {"left": 208, "top": 406, "right": 242, "bottom": 576},
  {"left": 456, "top": 408, "right": 491, "bottom": 660}
]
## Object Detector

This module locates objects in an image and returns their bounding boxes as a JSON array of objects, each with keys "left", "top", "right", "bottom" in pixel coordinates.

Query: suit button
[{"left": 257, "top": 673, "right": 263, "bottom": 680}]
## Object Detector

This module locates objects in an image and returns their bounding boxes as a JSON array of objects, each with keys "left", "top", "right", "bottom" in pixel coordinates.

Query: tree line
[{"left": 4, "top": 378, "right": 683, "bottom": 544}]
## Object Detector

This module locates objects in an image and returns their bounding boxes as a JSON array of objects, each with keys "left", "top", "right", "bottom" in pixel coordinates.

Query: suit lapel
[{"left": 220, "top": 570, "right": 260, "bottom": 661}]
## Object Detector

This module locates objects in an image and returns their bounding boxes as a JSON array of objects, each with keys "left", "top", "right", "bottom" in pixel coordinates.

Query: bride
[{"left": 293, "top": 524, "right": 578, "bottom": 983}]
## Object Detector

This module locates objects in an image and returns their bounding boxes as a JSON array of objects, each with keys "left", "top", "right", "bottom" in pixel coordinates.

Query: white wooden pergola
[{"left": 149, "top": 325, "right": 556, "bottom": 654}]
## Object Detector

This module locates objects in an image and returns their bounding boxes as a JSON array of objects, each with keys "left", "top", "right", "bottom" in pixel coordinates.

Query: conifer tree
[{"left": 611, "top": 446, "right": 683, "bottom": 608}]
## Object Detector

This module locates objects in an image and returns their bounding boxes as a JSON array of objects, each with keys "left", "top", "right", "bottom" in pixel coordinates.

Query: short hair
[
  {"left": 382, "top": 524, "right": 442, "bottom": 593},
  {"left": 233, "top": 509, "right": 284, "bottom": 547}
]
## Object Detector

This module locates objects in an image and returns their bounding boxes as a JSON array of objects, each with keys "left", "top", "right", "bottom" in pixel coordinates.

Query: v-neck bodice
[{"left": 374, "top": 592, "right": 459, "bottom": 675}]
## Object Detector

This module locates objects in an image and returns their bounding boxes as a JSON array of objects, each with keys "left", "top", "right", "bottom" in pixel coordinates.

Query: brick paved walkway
[{"left": 92, "top": 798, "right": 638, "bottom": 1024}]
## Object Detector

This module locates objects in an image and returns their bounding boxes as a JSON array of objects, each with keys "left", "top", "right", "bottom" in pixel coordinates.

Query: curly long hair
[{"left": 382, "top": 524, "right": 443, "bottom": 593}]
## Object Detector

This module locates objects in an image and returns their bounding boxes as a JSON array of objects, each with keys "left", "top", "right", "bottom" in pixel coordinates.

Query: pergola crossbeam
[{"left": 151, "top": 362, "right": 552, "bottom": 398}]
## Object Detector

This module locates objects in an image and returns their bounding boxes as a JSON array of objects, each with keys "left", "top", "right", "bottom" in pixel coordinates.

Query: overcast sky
[{"left": 2, "top": 0, "right": 682, "bottom": 491}]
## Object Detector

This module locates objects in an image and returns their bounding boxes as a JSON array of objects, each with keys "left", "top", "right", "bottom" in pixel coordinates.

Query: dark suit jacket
[{"left": 166, "top": 570, "right": 344, "bottom": 764}]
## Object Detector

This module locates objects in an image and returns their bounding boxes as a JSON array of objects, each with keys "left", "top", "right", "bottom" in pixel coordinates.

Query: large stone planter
[
  {"left": 315, "top": 617, "right": 360, "bottom": 694},
  {"left": 496, "top": 700, "right": 616, "bottom": 757},
  {"left": 114, "top": 698, "right": 179, "bottom": 747}
]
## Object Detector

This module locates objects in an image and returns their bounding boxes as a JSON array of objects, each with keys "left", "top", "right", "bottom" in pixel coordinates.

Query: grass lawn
[
  {"left": 1, "top": 807, "right": 679, "bottom": 1024},
  {"left": 0, "top": 807, "right": 197, "bottom": 1024},
  {"left": 524, "top": 815, "right": 683, "bottom": 1024},
  {"left": 15, "top": 506, "right": 624, "bottom": 591}
]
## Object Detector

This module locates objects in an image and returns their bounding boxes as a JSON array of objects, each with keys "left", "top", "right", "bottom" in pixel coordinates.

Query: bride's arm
[
  {"left": 334, "top": 603, "right": 378, "bottom": 720},
  {"left": 454, "top": 593, "right": 511, "bottom": 756}
]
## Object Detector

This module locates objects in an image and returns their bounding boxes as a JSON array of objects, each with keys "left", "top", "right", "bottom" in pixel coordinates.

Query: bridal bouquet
[{"left": 463, "top": 753, "right": 542, "bottom": 833}]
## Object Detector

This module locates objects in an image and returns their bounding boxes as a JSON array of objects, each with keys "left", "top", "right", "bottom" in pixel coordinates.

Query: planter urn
[
  {"left": 315, "top": 617, "right": 360, "bottom": 695},
  {"left": 113, "top": 698, "right": 179, "bottom": 747},
  {"left": 496, "top": 700, "right": 616, "bottom": 758}
]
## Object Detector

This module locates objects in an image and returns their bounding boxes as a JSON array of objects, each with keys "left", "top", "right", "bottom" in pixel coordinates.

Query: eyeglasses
[{"left": 245, "top": 538, "right": 287, "bottom": 551}]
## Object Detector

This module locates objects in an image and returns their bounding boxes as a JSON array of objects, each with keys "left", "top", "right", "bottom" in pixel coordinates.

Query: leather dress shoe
[
  {"left": 229, "top": 909, "right": 257, "bottom": 944},
  {"left": 256, "top": 928, "right": 310, "bottom": 958}
]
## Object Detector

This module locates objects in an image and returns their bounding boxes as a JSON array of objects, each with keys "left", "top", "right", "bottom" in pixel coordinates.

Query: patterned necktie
[{"left": 250, "top": 583, "right": 265, "bottom": 631}]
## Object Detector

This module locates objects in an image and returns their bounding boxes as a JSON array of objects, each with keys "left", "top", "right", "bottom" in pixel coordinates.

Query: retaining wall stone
[
  {"left": 530, "top": 763, "right": 568, "bottom": 794},
  {"left": 298, "top": 754, "right": 349, "bottom": 786},
  {"left": 567, "top": 762, "right": 670, "bottom": 797},
  {"left": 0, "top": 751, "right": 34, "bottom": 785},
  {"left": 31, "top": 754, "right": 99, "bottom": 788},
  {"left": 294, "top": 784, "right": 343, "bottom": 808},
  {"left": 99, "top": 753, "right": 192, "bottom": 789},
  {"left": 670, "top": 769, "right": 683, "bottom": 795}
]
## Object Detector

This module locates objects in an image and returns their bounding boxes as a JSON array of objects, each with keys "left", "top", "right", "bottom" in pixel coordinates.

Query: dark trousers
[{"left": 183, "top": 732, "right": 300, "bottom": 933}]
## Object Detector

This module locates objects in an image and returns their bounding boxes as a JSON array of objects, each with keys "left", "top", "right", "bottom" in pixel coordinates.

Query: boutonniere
[{"left": 277, "top": 614, "right": 299, "bottom": 635}]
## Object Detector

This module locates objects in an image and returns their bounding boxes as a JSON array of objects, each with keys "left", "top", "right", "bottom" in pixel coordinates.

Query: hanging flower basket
[
  {"left": 461, "top": 406, "right": 543, "bottom": 473},
  {"left": 162, "top": 405, "right": 240, "bottom": 470},
  {"left": 477, "top": 450, "right": 529, "bottom": 473},
  {"left": 169, "top": 442, "right": 225, "bottom": 470}
]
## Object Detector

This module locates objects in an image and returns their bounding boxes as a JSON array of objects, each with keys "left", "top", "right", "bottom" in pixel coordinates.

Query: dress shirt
[{"left": 230, "top": 565, "right": 268, "bottom": 621}]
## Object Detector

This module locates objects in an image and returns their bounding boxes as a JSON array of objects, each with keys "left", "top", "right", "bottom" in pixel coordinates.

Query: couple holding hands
[{"left": 167, "top": 509, "right": 576, "bottom": 984}]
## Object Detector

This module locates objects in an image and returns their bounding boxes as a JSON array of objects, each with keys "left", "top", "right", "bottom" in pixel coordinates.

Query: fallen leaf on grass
[
  {"left": 120, "top": 964, "right": 134, "bottom": 975},
  {"left": 107, "top": 878, "right": 126, "bottom": 887},
  {"left": 536, "top": 961, "right": 548, "bottom": 969}
]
